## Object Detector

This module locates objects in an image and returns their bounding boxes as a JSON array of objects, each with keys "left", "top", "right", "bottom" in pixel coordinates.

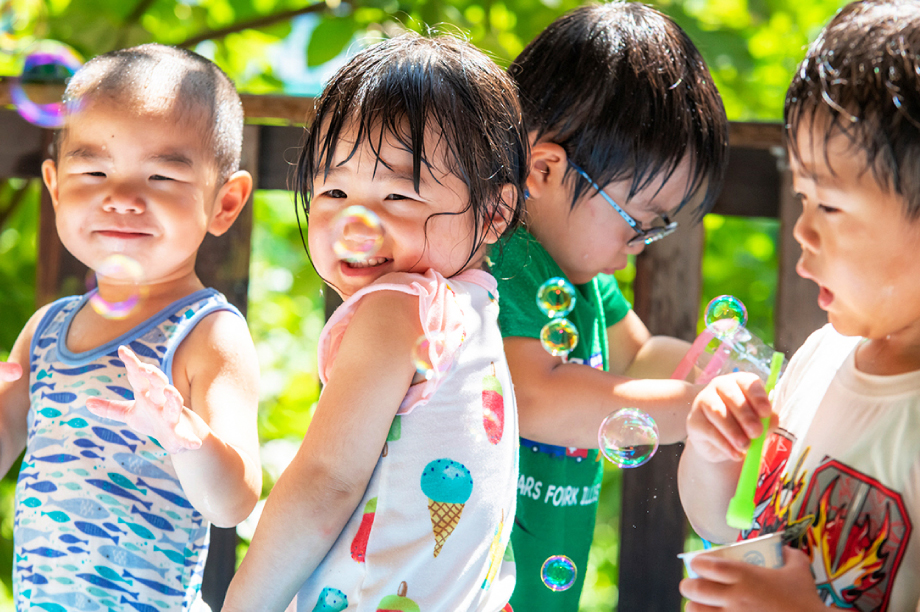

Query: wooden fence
[{"left": 0, "top": 85, "right": 825, "bottom": 610}]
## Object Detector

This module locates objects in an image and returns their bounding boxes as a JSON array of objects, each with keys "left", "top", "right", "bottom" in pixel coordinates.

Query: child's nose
[
  {"left": 102, "top": 186, "right": 145, "bottom": 214},
  {"left": 792, "top": 209, "right": 817, "bottom": 252}
]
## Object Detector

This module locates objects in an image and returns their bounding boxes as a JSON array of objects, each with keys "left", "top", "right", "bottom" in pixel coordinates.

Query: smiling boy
[{"left": 0, "top": 44, "right": 261, "bottom": 610}]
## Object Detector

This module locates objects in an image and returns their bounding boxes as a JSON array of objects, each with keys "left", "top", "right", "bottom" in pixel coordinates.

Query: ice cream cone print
[
  {"left": 312, "top": 586, "right": 348, "bottom": 612},
  {"left": 420, "top": 458, "right": 473, "bottom": 558},
  {"left": 376, "top": 581, "right": 420, "bottom": 612},
  {"left": 351, "top": 497, "right": 377, "bottom": 562},
  {"left": 482, "top": 363, "right": 504, "bottom": 445}
]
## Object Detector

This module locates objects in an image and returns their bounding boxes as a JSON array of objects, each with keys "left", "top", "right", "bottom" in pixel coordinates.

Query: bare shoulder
[{"left": 171, "top": 308, "right": 259, "bottom": 393}]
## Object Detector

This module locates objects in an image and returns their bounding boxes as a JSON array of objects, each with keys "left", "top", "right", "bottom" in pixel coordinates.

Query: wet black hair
[
  {"left": 785, "top": 0, "right": 920, "bottom": 219},
  {"left": 294, "top": 33, "right": 528, "bottom": 271},
  {"left": 57, "top": 43, "right": 244, "bottom": 183},
  {"left": 509, "top": 2, "right": 728, "bottom": 216}
]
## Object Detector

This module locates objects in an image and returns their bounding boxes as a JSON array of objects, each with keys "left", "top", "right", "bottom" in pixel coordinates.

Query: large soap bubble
[
  {"left": 704, "top": 295, "right": 748, "bottom": 341},
  {"left": 332, "top": 205, "right": 384, "bottom": 262},
  {"left": 536, "top": 277, "right": 576, "bottom": 318},
  {"left": 10, "top": 40, "right": 83, "bottom": 128},
  {"left": 539, "top": 319, "right": 578, "bottom": 357},
  {"left": 598, "top": 408, "right": 659, "bottom": 468},
  {"left": 87, "top": 254, "right": 146, "bottom": 320},
  {"left": 542, "top": 555, "right": 577, "bottom": 592}
]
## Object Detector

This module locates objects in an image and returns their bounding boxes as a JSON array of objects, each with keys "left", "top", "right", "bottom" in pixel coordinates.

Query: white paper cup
[{"left": 679, "top": 533, "right": 784, "bottom": 578}]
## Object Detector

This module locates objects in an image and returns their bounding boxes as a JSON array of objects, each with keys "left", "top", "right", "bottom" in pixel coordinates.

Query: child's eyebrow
[
  {"left": 147, "top": 152, "right": 195, "bottom": 167},
  {"left": 64, "top": 147, "right": 107, "bottom": 161}
]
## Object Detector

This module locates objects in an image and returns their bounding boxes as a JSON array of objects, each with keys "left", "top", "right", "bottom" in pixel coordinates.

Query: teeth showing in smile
[{"left": 345, "top": 256, "right": 388, "bottom": 268}]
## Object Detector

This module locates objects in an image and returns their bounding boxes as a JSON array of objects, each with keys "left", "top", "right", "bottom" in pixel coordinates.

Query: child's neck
[
  {"left": 67, "top": 272, "right": 206, "bottom": 355},
  {"left": 855, "top": 334, "right": 920, "bottom": 376}
]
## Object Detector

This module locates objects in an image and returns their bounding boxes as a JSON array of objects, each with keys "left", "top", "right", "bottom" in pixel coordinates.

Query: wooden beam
[
  {"left": 619, "top": 206, "right": 703, "bottom": 612},
  {"left": 710, "top": 147, "right": 781, "bottom": 219},
  {"left": 0, "top": 79, "right": 316, "bottom": 125}
]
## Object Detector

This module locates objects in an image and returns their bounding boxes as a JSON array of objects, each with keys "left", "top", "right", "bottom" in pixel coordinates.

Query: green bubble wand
[{"left": 725, "top": 351, "right": 785, "bottom": 530}]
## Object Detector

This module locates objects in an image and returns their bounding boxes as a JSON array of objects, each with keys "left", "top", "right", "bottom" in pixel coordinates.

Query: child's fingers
[
  {"left": 0, "top": 362, "right": 22, "bottom": 382},
  {"left": 714, "top": 376, "right": 766, "bottom": 440},
  {"left": 687, "top": 408, "right": 743, "bottom": 462},
  {"left": 161, "top": 385, "right": 185, "bottom": 423},
  {"left": 86, "top": 397, "right": 133, "bottom": 422},
  {"left": 737, "top": 376, "right": 773, "bottom": 419},
  {"left": 679, "top": 574, "right": 733, "bottom": 607}
]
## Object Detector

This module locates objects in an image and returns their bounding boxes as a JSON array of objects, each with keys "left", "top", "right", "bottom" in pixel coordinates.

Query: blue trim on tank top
[{"left": 53, "top": 288, "right": 232, "bottom": 374}]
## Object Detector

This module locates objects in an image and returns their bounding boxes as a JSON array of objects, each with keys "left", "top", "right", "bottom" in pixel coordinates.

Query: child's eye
[
  {"left": 84, "top": 171, "right": 106, "bottom": 177},
  {"left": 385, "top": 193, "right": 411, "bottom": 201},
  {"left": 817, "top": 204, "right": 839, "bottom": 213},
  {"left": 325, "top": 189, "right": 346, "bottom": 198},
  {"left": 150, "top": 175, "right": 174, "bottom": 181}
]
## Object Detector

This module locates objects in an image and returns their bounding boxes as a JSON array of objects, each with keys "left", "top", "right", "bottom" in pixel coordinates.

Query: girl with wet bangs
[{"left": 224, "top": 33, "right": 527, "bottom": 612}]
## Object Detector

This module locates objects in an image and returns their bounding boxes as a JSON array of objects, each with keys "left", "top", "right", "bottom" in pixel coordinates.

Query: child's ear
[
  {"left": 482, "top": 184, "right": 517, "bottom": 245},
  {"left": 527, "top": 141, "right": 568, "bottom": 202},
  {"left": 41, "top": 159, "right": 61, "bottom": 210},
  {"left": 208, "top": 170, "right": 253, "bottom": 237}
]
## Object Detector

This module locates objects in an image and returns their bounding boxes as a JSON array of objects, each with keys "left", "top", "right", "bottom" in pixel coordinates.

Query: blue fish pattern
[{"left": 15, "top": 289, "right": 237, "bottom": 611}]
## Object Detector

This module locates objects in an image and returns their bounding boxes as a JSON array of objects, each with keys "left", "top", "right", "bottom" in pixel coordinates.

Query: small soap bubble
[
  {"left": 411, "top": 332, "right": 448, "bottom": 380},
  {"left": 704, "top": 295, "right": 748, "bottom": 340},
  {"left": 540, "top": 318, "right": 578, "bottom": 357},
  {"left": 598, "top": 408, "right": 659, "bottom": 468},
  {"left": 332, "top": 205, "right": 384, "bottom": 262},
  {"left": 536, "top": 277, "right": 577, "bottom": 318},
  {"left": 10, "top": 40, "right": 83, "bottom": 128},
  {"left": 541, "top": 555, "right": 577, "bottom": 592},
  {"left": 87, "top": 254, "right": 146, "bottom": 320}
]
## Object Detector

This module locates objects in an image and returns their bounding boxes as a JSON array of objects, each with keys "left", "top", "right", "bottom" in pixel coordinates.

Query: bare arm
[
  {"left": 168, "top": 311, "right": 262, "bottom": 527},
  {"left": 87, "top": 311, "right": 262, "bottom": 527},
  {"left": 506, "top": 336, "right": 699, "bottom": 448},
  {"left": 0, "top": 307, "right": 49, "bottom": 477},
  {"left": 224, "top": 291, "right": 420, "bottom": 612}
]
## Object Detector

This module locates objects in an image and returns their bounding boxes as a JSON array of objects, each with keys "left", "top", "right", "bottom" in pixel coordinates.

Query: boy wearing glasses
[
  {"left": 489, "top": 3, "right": 728, "bottom": 608},
  {"left": 680, "top": 2, "right": 920, "bottom": 609}
]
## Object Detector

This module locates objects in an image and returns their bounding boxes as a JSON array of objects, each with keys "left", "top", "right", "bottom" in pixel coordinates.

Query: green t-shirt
[{"left": 489, "top": 228, "right": 630, "bottom": 610}]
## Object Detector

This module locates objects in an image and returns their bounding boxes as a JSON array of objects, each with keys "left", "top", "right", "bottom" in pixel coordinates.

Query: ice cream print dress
[
  {"left": 298, "top": 269, "right": 519, "bottom": 611},
  {"left": 13, "top": 289, "right": 238, "bottom": 611}
]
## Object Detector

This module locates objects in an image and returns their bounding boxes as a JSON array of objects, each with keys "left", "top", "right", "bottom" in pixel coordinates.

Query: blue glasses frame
[{"left": 568, "top": 161, "right": 678, "bottom": 247}]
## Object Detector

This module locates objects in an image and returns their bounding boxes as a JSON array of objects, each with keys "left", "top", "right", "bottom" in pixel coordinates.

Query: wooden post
[
  {"left": 774, "top": 150, "right": 827, "bottom": 356},
  {"left": 200, "top": 124, "right": 259, "bottom": 611},
  {"left": 618, "top": 207, "right": 703, "bottom": 612}
]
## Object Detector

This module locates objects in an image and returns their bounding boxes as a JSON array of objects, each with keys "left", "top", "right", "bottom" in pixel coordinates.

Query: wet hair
[
  {"left": 509, "top": 2, "right": 728, "bottom": 216},
  {"left": 57, "top": 43, "right": 244, "bottom": 183},
  {"left": 785, "top": 0, "right": 920, "bottom": 219},
  {"left": 295, "top": 33, "right": 528, "bottom": 270}
]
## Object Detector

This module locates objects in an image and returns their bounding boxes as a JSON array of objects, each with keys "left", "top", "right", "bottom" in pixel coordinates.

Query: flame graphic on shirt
[{"left": 807, "top": 482, "right": 889, "bottom": 607}]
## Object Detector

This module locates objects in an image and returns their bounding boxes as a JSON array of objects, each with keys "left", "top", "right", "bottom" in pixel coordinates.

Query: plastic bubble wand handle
[{"left": 725, "top": 351, "right": 784, "bottom": 530}]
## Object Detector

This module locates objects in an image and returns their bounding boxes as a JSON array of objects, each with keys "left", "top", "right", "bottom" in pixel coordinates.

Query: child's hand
[
  {"left": 86, "top": 345, "right": 202, "bottom": 453},
  {"left": 680, "top": 546, "right": 826, "bottom": 612},
  {"left": 686, "top": 372, "right": 773, "bottom": 463},
  {"left": 0, "top": 362, "right": 22, "bottom": 382}
]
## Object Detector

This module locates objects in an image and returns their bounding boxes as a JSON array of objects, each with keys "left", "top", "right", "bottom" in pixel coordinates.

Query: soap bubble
[
  {"left": 10, "top": 40, "right": 83, "bottom": 128},
  {"left": 411, "top": 332, "right": 448, "bottom": 380},
  {"left": 332, "top": 206, "right": 384, "bottom": 262},
  {"left": 704, "top": 295, "right": 748, "bottom": 340},
  {"left": 598, "top": 408, "right": 659, "bottom": 468},
  {"left": 540, "top": 319, "right": 578, "bottom": 357},
  {"left": 536, "top": 277, "right": 576, "bottom": 318},
  {"left": 87, "top": 254, "right": 146, "bottom": 320},
  {"left": 541, "top": 555, "right": 577, "bottom": 592}
]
